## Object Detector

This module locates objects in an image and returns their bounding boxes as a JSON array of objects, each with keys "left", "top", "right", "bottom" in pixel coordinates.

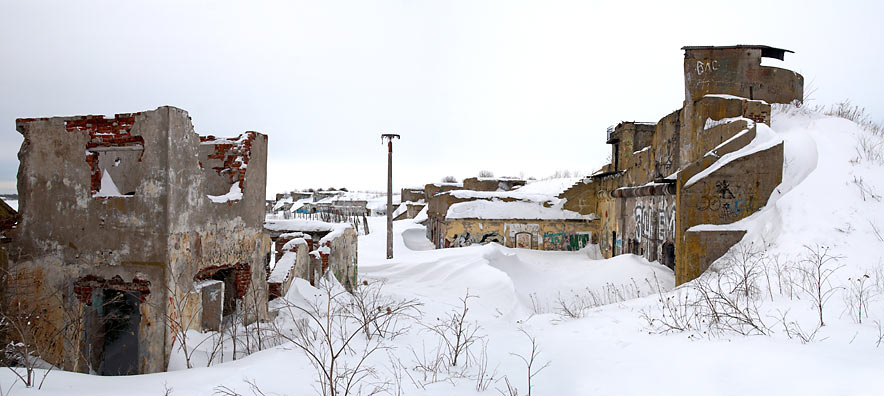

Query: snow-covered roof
[
  {"left": 268, "top": 251, "right": 296, "bottom": 282},
  {"left": 265, "top": 219, "right": 344, "bottom": 233},
  {"left": 510, "top": 177, "right": 581, "bottom": 196},
  {"left": 447, "top": 199, "right": 597, "bottom": 221}
]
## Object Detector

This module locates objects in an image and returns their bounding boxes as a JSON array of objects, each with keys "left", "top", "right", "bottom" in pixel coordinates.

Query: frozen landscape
[{"left": 3, "top": 104, "right": 883, "bottom": 395}]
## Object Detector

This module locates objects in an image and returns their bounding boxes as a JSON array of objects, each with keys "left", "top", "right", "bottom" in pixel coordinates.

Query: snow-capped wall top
[{"left": 447, "top": 199, "right": 596, "bottom": 221}]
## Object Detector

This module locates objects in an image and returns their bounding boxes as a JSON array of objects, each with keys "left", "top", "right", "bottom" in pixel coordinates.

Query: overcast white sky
[{"left": 1, "top": 0, "right": 882, "bottom": 198}]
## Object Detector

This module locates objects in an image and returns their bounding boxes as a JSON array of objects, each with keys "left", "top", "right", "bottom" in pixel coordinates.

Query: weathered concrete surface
[
  {"left": 557, "top": 45, "right": 801, "bottom": 285},
  {"left": 9, "top": 106, "right": 269, "bottom": 374},
  {"left": 463, "top": 177, "right": 526, "bottom": 192},
  {"left": 440, "top": 218, "right": 597, "bottom": 251}
]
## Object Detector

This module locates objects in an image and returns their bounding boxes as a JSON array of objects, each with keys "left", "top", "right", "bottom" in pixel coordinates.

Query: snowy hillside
[{"left": 4, "top": 104, "right": 884, "bottom": 395}]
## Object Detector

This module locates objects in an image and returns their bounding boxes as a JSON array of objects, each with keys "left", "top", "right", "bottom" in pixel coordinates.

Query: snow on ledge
[
  {"left": 208, "top": 183, "right": 242, "bottom": 203},
  {"left": 685, "top": 123, "right": 782, "bottom": 188},
  {"left": 703, "top": 94, "right": 768, "bottom": 104},
  {"left": 447, "top": 199, "right": 596, "bottom": 221},
  {"left": 94, "top": 169, "right": 130, "bottom": 198},
  {"left": 704, "top": 116, "right": 754, "bottom": 131}
]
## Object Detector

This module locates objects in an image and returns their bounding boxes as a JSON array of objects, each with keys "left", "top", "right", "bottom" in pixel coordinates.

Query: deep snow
[{"left": 3, "top": 104, "right": 884, "bottom": 396}]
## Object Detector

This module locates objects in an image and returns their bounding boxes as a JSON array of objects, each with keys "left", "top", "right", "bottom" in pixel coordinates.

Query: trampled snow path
[{"left": 4, "top": 105, "right": 884, "bottom": 395}]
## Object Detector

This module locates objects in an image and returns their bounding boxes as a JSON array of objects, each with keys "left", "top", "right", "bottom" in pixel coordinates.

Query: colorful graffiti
[
  {"left": 696, "top": 179, "right": 761, "bottom": 220},
  {"left": 567, "top": 232, "right": 591, "bottom": 251},
  {"left": 632, "top": 199, "right": 676, "bottom": 243},
  {"left": 448, "top": 231, "right": 501, "bottom": 247},
  {"left": 542, "top": 231, "right": 592, "bottom": 251}
]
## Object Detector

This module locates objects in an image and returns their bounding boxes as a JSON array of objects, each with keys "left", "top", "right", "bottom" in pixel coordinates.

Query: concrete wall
[
  {"left": 560, "top": 45, "right": 800, "bottom": 285},
  {"left": 9, "top": 107, "right": 269, "bottom": 374},
  {"left": 440, "top": 218, "right": 598, "bottom": 251},
  {"left": 683, "top": 46, "right": 804, "bottom": 105},
  {"left": 424, "top": 183, "right": 462, "bottom": 201},
  {"left": 463, "top": 177, "right": 526, "bottom": 192},
  {"left": 401, "top": 188, "right": 425, "bottom": 203}
]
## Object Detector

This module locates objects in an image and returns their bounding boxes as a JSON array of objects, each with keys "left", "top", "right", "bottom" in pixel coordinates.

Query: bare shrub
[
  {"left": 441, "top": 176, "right": 458, "bottom": 183},
  {"left": 498, "top": 329, "right": 550, "bottom": 396},
  {"left": 423, "top": 293, "right": 483, "bottom": 369},
  {"left": 554, "top": 280, "right": 651, "bottom": 321},
  {"left": 643, "top": 244, "right": 769, "bottom": 336},
  {"left": 795, "top": 245, "right": 844, "bottom": 327},
  {"left": 691, "top": 274, "right": 769, "bottom": 336},
  {"left": 473, "top": 339, "right": 498, "bottom": 392},
  {"left": 345, "top": 280, "right": 422, "bottom": 341},
  {"left": 271, "top": 275, "right": 392, "bottom": 396},
  {"left": 477, "top": 170, "right": 494, "bottom": 178},
  {"left": 213, "top": 378, "right": 268, "bottom": 396},
  {"left": 776, "top": 309, "right": 821, "bottom": 344},
  {"left": 825, "top": 100, "right": 883, "bottom": 136},
  {"left": 844, "top": 273, "right": 877, "bottom": 324}
]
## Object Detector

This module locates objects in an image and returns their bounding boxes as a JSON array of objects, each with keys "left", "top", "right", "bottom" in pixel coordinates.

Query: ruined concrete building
[
  {"left": 427, "top": 187, "right": 598, "bottom": 251},
  {"left": 7, "top": 106, "right": 270, "bottom": 375},
  {"left": 264, "top": 219, "right": 358, "bottom": 293},
  {"left": 424, "top": 45, "right": 802, "bottom": 284},
  {"left": 559, "top": 45, "right": 803, "bottom": 284}
]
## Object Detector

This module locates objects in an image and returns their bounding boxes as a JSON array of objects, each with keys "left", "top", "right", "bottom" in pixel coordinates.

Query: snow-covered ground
[{"left": 4, "top": 105, "right": 884, "bottom": 395}]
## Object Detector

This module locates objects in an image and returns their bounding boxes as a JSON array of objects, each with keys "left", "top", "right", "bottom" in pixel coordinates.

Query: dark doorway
[
  {"left": 99, "top": 289, "right": 141, "bottom": 376},
  {"left": 210, "top": 268, "right": 237, "bottom": 316},
  {"left": 663, "top": 242, "right": 676, "bottom": 270},
  {"left": 612, "top": 231, "right": 617, "bottom": 255}
]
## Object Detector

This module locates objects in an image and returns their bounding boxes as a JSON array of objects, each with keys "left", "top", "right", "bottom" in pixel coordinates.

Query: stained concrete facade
[
  {"left": 462, "top": 177, "right": 527, "bottom": 192},
  {"left": 426, "top": 188, "right": 598, "bottom": 251},
  {"left": 560, "top": 45, "right": 802, "bottom": 284},
  {"left": 7, "top": 106, "right": 270, "bottom": 375}
]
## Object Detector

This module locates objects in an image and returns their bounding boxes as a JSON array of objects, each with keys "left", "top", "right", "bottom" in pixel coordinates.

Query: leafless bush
[
  {"left": 852, "top": 176, "right": 882, "bottom": 202},
  {"left": 497, "top": 329, "right": 550, "bottom": 396},
  {"left": 875, "top": 321, "right": 884, "bottom": 348},
  {"left": 644, "top": 245, "right": 769, "bottom": 336},
  {"left": 345, "top": 280, "right": 422, "bottom": 341},
  {"left": 776, "top": 309, "right": 821, "bottom": 344},
  {"left": 844, "top": 273, "right": 877, "bottom": 324},
  {"left": 271, "top": 275, "right": 403, "bottom": 396},
  {"left": 422, "top": 293, "right": 483, "bottom": 368},
  {"left": 441, "top": 176, "right": 458, "bottom": 183},
  {"left": 795, "top": 245, "right": 844, "bottom": 327},
  {"left": 826, "top": 100, "right": 883, "bottom": 136},
  {"left": 497, "top": 377, "right": 519, "bottom": 396},
  {"left": 554, "top": 280, "right": 650, "bottom": 320},
  {"left": 641, "top": 290, "right": 699, "bottom": 334},
  {"left": 720, "top": 243, "right": 766, "bottom": 300},
  {"left": 473, "top": 339, "right": 498, "bottom": 392},
  {"left": 213, "top": 378, "right": 268, "bottom": 396},
  {"left": 770, "top": 255, "right": 800, "bottom": 300},
  {"left": 691, "top": 274, "right": 769, "bottom": 336},
  {"left": 477, "top": 170, "right": 494, "bottom": 178},
  {"left": 408, "top": 341, "right": 449, "bottom": 385}
]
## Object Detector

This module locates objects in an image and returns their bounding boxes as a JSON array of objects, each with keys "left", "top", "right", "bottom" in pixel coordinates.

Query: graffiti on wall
[
  {"left": 695, "top": 179, "right": 761, "bottom": 220},
  {"left": 505, "top": 224, "right": 540, "bottom": 249},
  {"left": 542, "top": 231, "right": 593, "bottom": 251},
  {"left": 448, "top": 231, "right": 501, "bottom": 248},
  {"left": 543, "top": 232, "right": 563, "bottom": 246},
  {"left": 631, "top": 198, "right": 676, "bottom": 243}
]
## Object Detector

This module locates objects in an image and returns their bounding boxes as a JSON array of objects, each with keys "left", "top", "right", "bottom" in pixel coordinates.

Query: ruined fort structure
[
  {"left": 560, "top": 45, "right": 802, "bottom": 284},
  {"left": 426, "top": 187, "right": 598, "bottom": 251},
  {"left": 264, "top": 219, "right": 358, "bottom": 293},
  {"left": 8, "top": 106, "right": 270, "bottom": 375},
  {"left": 425, "top": 45, "right": 802, "bottom": 283}
]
